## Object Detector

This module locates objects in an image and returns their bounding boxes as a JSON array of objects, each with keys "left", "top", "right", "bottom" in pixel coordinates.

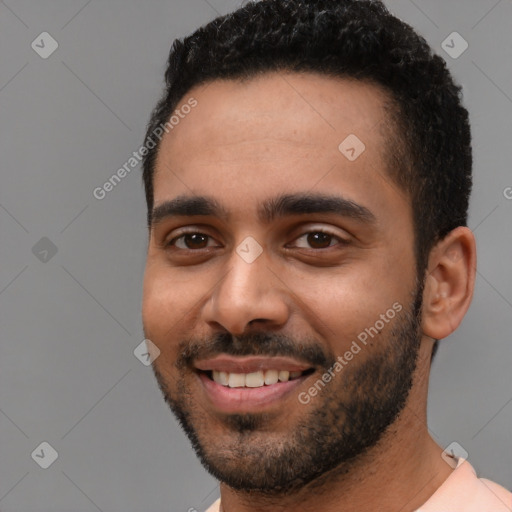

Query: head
[{"left": 141, "top": 0, "right": 475, "bottom": 496}]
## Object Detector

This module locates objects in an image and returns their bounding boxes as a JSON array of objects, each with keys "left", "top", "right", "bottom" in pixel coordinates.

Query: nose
[{"left": 202, "top": 248, "right": 290, "bottom": 336}]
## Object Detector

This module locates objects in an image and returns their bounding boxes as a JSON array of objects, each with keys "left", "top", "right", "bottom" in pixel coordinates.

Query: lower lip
[{"left": 197, "top": 371, "right": 310, "bottom": 413}]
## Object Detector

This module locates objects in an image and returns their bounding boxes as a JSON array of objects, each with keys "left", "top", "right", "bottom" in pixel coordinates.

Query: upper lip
[{"left": 194, "top": 355, "right": 313, "bottom": 373}]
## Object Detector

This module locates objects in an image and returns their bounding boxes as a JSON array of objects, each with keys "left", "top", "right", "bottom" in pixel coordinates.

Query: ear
[{"left": 422, "top": 226, "right": 476, "bottom": 340}]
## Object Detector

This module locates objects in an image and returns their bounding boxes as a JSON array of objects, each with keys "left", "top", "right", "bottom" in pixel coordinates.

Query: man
[{"left": 140, "top": 1, "right": 512, "bottom": 510}]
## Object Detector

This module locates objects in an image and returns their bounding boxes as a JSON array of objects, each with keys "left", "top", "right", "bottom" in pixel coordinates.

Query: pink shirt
[{"left": 204, "top": 459, "right": 511, "bottom": 512}]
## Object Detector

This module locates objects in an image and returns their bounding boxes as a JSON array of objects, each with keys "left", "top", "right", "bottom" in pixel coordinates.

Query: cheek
[
  {"left": 142, "top": 275, "right": 193, "bottom": 389},
  {"left": 142, "top": 264, "right": 198, "bottom": 353},
  {"left": 287, "top": 260, "right": 411, "bottom": 351}
]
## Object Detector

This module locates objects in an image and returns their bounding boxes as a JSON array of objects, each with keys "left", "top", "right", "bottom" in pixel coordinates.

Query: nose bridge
[
  {"left": 219, "top": 248, "right": 272, "bottom": 309},
  {"left": 204, "top": 244, "right": 289, "bottom": 334}
]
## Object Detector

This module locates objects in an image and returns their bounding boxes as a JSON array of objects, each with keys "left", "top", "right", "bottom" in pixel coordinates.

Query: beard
[{"left": 148, "top": 284, "right": 424, "bottom": 496}]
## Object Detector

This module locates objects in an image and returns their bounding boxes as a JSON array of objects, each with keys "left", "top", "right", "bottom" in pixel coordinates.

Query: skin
[{"left": 142, "top": 71, "right": 476, "bottom": 512}]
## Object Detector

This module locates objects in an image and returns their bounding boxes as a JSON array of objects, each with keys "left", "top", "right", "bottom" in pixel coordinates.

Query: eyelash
[
  {"left": 166, "top": 229, "right": 347, "bottom": 250},
  {"left": 167, "top": 232, "right": 219, "bottom": 250}
]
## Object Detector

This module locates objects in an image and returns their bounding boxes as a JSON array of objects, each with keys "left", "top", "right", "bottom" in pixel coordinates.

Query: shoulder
[
  {"left": 419, "top": 460, "right": 512, "bottom": 511},
  {"left": 479, "top": 477, "right": 512, "bottom": 508}
]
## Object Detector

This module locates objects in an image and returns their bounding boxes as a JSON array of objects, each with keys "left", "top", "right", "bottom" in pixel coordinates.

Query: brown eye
[
  {"left": 169, "top": 233, "right": 215, "bottom": 250},
  {"left": 306, "top": 232, "right": 333, "bottom": 249},
  {"left": 183, "top": 233, "right": 208, "bottom": 249},
  {"left": 292, "top": 230, "right": 342, "bottom": 249}
]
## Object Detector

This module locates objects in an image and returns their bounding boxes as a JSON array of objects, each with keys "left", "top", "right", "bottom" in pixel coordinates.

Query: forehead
[{"left": 153, "top": 72, "right": 403, "bottom": 216}]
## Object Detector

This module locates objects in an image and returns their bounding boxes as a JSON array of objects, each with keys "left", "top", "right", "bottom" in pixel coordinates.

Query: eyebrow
[{"left": 150, "top": 193, "right": 376, "bottom": 226}]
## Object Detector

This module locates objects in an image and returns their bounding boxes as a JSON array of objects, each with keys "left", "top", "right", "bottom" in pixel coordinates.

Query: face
[{"left": 142, "top": 72, "right": 422, "bottom": 493}]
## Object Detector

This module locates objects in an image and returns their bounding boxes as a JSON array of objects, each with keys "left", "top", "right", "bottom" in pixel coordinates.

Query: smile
[
  {"left": 207, "top": 368, "right": 313, "bottom": 387},
  {"left": 193, "top": 356, "right": 316, "bottom": 412}
]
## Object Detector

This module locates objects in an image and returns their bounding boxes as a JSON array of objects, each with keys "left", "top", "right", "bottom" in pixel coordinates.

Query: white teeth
[
  {"left": 211, "top": 369, "right": 305, "bottom": 387},
  {"left": 264, "top": 369, "right": 279, "bottom": 385},
  {"left": 278, "top": 370, "right": 290, "bottom": 382},
  {"left": 228, "top": 373, "right": 246, "bottom": 388},
  {"left": 212, "top": 370, "right": 229, "bottom": 386},
  {"left": 245, "top": 371, "right": 265, "bottom": 387}
]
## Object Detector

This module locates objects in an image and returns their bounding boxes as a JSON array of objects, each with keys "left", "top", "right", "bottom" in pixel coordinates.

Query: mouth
[
  {"left": 199, "top": 368, "right": 315, "bottom": 388},
  {"left": 194, "top": 356, "right": 317, "bottom": 412}
]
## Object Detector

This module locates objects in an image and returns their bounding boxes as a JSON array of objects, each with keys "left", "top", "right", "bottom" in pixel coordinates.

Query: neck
[{"left": 218, "top": 342, "right": 453, "bottom": 512}]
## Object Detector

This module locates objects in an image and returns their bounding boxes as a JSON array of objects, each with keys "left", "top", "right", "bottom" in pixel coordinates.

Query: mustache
[{"left": 176, "top": 331, "right": 332, "bottom": 370}]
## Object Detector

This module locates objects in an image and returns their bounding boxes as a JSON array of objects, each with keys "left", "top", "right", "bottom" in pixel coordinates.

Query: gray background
[{"left": 0, "top": 0, "right": 511, "bottom": 511}]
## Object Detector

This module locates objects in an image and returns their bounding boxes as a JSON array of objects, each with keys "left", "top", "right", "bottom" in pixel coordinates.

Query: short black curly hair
[{"left": 141, "top": 0, "right": 472, "bottom": 276}]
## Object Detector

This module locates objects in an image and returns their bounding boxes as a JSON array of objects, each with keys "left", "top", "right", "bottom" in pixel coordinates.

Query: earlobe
[{"left": 421, "top": 227, "right": 476, "bottom": 340}]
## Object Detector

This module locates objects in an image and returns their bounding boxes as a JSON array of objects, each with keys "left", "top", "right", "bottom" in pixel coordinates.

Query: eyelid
[
  {"left": 162, "top": 224, "right": 350, "bottom": 250},
  {"left": 163, "top": 223, "right": 219, "bottom": 242},
  {"left": 288, "top": 232, "right": 347, "bottom": 250},
  {"left": 166, "top": 229, "right": 221, "bottom": 249},
  {"left": 288, "top": 224, "right": 351, "bottom": 243}
]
